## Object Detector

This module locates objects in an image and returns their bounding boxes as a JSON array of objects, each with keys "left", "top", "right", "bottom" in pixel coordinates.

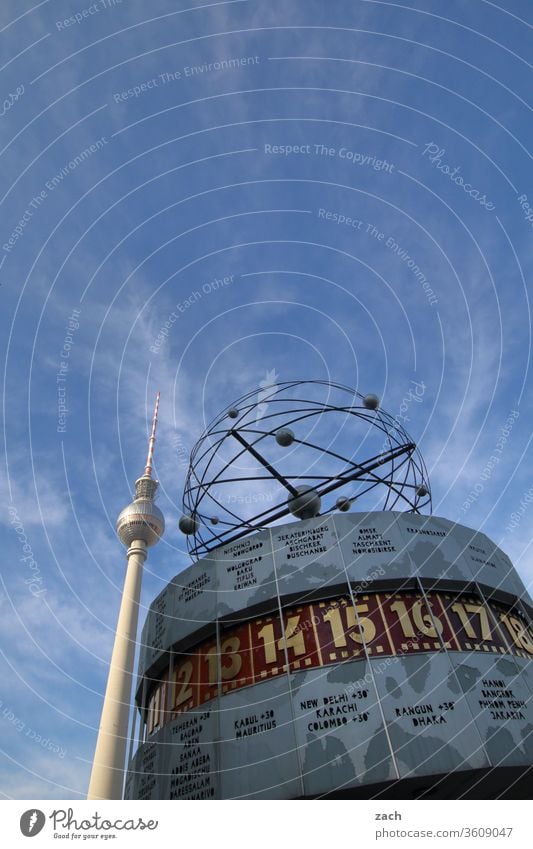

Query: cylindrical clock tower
[{"left": 124, "top": 382, "right": 532, "bottom": 799}]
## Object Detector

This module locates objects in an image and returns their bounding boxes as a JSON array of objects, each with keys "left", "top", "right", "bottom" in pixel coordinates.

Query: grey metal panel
[
  {"left": 272, "top": 516, "right": 348, "bottom": 601},
  {"left": 490, "top": 547, "right": 530, "bottom": 601},
  {"left": 451, "top": 652, "right": 533, "bottom": 768},
  {"left": 398, "top": 514, "right": 472, "bottom": 583},
  {"left": 216, "top": 529, "right": 278, "bottom": 618},
  {"left": 290, "top": 661, "right": 396, "bottom": 796},
  {"left": 126, "top": 740, "right": 161, "bottom": 801},
  {"left": 161, "top": 703, "right": 219, "bottom": 799},
  {"left": 138, "top": 618, "right": 151, "bottom": 682},
  {"left": 139, "top": 588, "right": 169, "bottom": 675},
  {"left": 447, "top": 523, "right": 529, "bottom": 599},
  {"left": 219, "top": 677, "right": 302, "bottom": 799},
  {"left": 145, "top": 588, "right": 170, "bottom": 669},
  {"left": 513, "top": 656, "right": 533, "bottom": 696},
  {"left": 335, "top": 512, "right": 413, "bottom": 586},
  {"left": 373, "top": 652, "right": 489, "bottom": 779},
  {"left": 138, "top": 561, "right": 218, "bottom": 678},
  {"left": 446, "top": 523, "right": 506, "bottom": 587},
  {"left": 123, "top": 768, "right": 135, "bottom": 801},
  {"left": 164, "top": 557, "right": 218, "bottom": 648}
]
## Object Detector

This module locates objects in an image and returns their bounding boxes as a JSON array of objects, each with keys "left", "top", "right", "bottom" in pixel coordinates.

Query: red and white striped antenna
[{"left": 144, "top": 391, "right": 160, "bottom": 478}]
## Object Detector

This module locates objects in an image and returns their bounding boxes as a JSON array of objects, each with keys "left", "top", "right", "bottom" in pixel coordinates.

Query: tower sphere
[
  {"left": 116, "top": 500, "right": 165, "bottom": 547},
  {"left": 288, "top": 486, "right": 321, "bottom": 520}
]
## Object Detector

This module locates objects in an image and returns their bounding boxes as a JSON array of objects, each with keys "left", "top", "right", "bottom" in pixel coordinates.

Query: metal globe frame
[{"left": 181, "top": 380, "right": 431, "bottom": 559}]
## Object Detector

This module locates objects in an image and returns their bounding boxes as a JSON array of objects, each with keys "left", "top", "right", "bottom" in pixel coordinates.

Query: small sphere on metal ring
[
  {"left": 288, "top": 486, "right": 321, "bottom": 520},
  {"left": 336, "top": 496, "right": 351, "bottom": 512},
  {"left": 363, "top": 394, "right": 380, "bottom": 410},
  {"left": 275, "top": 427, "right": 295, "bottom": 447},
  {"left": 179, "top": 514, "right": 199, "bottom": 534}
]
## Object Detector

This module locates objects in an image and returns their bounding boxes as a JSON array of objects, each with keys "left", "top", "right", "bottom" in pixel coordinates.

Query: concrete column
[{"left": 87, "top": 540, "right": 147, "bottom": 800}]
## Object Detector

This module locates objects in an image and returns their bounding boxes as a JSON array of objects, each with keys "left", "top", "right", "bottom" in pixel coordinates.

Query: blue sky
[{"left": 0, "top": 0, "right": 532, "bottom": 799}]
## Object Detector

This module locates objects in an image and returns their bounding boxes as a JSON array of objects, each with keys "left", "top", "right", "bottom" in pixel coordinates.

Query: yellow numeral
[
  {"left": 257, "top": 624, "right": 277, "bottom": 664},
  {"left": 451, "top": 602, "right": 491, "bottom": 640},
  {"left": 278, "top": 615, "right": 306, "bottom": 657},
  {"left": 391, "top": 599, "right": 442, "bottom": 639},
  {"left": 220, "top": 636, "right": 242, "bottom": 680},
  {"left": 174, "top": 660, "right": 193, "bottom": 707},
  {"left": 204, "top": 646, "right": 218, "bottom": 684},
  {"left": 500, "top": 614, "right": 533, "bottom": 654},
  {"left": 412, "top": 600, "right": 443, "bottom": 638},
  {"left": 390, "top": 600, "right": 416, "bottom": 638},
  {"left": 204, "top": 638, "right": 243, "bottom": 683},
  {"left": 323, "top": 605, "right": 346, "bottom": 647},
  {"left": 346, "top": 603, "right": 376, "bottom": 644},
  {"left": 464, "top": 603, "right": 491, "bottom": 640}
]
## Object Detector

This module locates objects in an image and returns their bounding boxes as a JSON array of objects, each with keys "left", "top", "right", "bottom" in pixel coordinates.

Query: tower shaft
[
  {"left": 87, "top": 392, "right": 163, "bottom": 800},
  {"left": 87, "top": 540, "right": 147, "bottom": 800}
]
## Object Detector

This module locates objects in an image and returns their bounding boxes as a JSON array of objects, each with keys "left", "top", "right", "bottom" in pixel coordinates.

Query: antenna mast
[{"left": 144, "top": 391, "right": 160, "bottom": 478}]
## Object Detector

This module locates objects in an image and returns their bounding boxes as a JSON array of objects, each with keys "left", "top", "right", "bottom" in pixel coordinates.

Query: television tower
[{"left": 87, "top": 392, "right": 165, "bottom": 800}]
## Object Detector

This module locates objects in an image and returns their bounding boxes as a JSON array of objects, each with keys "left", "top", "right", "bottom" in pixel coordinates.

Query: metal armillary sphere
[{"left": 180, "top": 379, "right": 431, "bottom": 559}]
